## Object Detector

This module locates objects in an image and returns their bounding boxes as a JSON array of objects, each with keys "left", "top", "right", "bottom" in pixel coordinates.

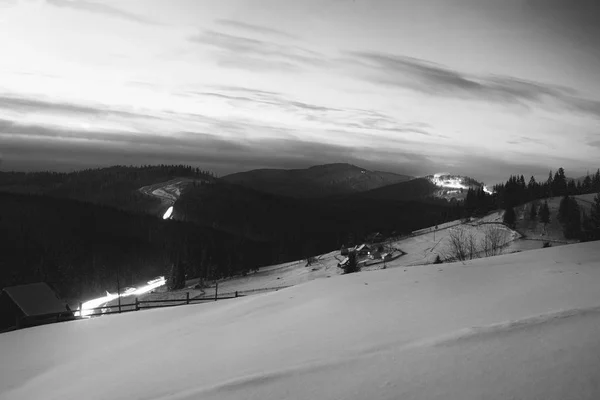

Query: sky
[{"left": 0, "top": 0, "right": 599, "bottom": 184}]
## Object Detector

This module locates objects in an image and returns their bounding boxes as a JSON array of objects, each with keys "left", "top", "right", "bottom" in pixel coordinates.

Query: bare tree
[
  {"left": 480, "top": 224, "right": 509, "bottom": 257},
  {"left": 444, "top": 227, "right": 477, "bottom": 261}
]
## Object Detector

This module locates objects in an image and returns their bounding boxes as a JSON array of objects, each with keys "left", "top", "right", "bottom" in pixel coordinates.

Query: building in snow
[
  {"left": 0, "top": 282, "right": 74, "bottom": 331},
  {"left": 355, "top": 244, "right": 371, "bottom": 256}
]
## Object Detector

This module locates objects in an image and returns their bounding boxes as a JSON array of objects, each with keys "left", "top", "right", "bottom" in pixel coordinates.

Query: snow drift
[{"left": 1, "top": 242, "right": 600, "bottom": 400}]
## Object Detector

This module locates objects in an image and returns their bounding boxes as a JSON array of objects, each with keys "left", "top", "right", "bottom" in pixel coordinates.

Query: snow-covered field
[
  {"left": 389, "top": 215, "right": 516, "bottom": 266},
  {"left": 2, "top": 242, "right": 599, "bottom": 400}
]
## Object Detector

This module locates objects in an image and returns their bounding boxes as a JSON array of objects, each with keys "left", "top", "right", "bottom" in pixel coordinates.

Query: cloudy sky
[{"left": 1, "top": 0, "right": 599, "bottom": 184}]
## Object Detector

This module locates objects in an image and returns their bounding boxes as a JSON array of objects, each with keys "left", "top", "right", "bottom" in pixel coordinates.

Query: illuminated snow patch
[
  {"left": 76, "top": 276, "right": 167, "bottom": 317},
  {"left": 163, "top": 206, "right": 173, "bottom": 219}
]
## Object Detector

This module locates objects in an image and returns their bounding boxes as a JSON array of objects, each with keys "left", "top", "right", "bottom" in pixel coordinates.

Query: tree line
[
  {"left": 493, "top": 168, "right": 600, "bottom": 241},
  {"left": 0, "top": 192, "right": 271, "bottom": 303}
]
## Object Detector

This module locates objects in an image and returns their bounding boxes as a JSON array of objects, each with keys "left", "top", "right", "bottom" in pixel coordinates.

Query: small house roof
[{"left": 2, "top": 283, "right": 68, "bottom": 316}]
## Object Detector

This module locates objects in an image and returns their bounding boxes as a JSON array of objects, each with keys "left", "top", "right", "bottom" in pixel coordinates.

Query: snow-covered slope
[
  {"left": 1, "top": 242, "right": 600, "bottom": 400},
  {"left": 426, "top": 173, "right": 492, "bottom": 201}
]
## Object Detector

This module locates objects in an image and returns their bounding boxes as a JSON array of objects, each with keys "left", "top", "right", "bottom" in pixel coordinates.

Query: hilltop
[{"left": 222, "top": 163, "right": 412, "bottom": 198}]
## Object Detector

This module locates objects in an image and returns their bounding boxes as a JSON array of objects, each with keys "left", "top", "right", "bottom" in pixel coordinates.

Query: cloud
[
  {"left": 0, "top": 116, "right": 435, "bottom": 177},
  {"left": 189, "top": 30, "right": 325, "bottom": 72},
  {"left": 1, "top": 117, "right": 576, "bottom": 184},
  {"left": 0, "top": 94, "right": 159, "bottom": 120},
  {"left": 183, "top": 87, "right": 433, "bottom": 137},
  {"left": 215, "top": 19, "right": 298, "bottom": 40},
  {"left": 506, "top": 136, "right": 546, "bottom": 146},
  {"left": 349, "top": 51, "right": 600, "bottom": 119},
  {"left": 46, "top": 0, "right": 161, "bottom": 25}
]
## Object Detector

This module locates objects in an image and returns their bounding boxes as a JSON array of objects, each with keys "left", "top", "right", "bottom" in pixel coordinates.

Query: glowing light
[
  {"left": 76, "top": 276, "right": 167, "bottom": 317},
  {"left": 163, "top": 206, "right": 173, "bottom": 219}
]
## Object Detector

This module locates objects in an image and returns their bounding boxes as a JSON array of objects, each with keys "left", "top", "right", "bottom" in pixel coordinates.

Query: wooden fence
[
  {"left": 11, "top": 285, "right": 294, "bottom": 332},
  {"left": 13, "top": 290, "right": 244, "bottom": 331}
]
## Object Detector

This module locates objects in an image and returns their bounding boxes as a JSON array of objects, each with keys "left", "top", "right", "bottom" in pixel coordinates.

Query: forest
[
  {"left": 0, "top": 192, "right": 271, "bottom": 303},
  {"left": 3, "top": 164, "right": 599, "bottom": 304}
]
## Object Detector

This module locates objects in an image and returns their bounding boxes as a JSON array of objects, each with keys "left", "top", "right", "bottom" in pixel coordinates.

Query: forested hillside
[
  {"left": 175, "top": 180, "right": 464, "bottom": 263},
  {"left": 0, "top": 165, "right": 213, "bottom": 215},
  {"left": 0, "top": 192, "right": 270, "bottom": 302}
]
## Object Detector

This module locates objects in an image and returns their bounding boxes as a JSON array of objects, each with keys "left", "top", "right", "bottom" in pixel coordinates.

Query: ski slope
[{"left": 1, "top": 242, "right": 599, "bottom": 400}]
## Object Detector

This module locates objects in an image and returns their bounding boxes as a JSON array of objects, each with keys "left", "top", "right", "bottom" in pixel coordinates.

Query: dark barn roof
[{"left": 2, "top": 283, "right": 68, "bottom": 317}]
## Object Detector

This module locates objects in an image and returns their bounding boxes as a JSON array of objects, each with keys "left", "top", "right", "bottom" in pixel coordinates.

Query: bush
[
  {"left": 543, "top": 242, "right": 552, "bottom": 248},
  {"left": 433, "top": 255, "right": 443, "bottom": 264}
]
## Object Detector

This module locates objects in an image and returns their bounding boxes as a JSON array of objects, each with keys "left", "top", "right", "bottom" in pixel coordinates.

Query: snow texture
[{"left": 1, "top": 242, "right": 600, "bottom": 400}]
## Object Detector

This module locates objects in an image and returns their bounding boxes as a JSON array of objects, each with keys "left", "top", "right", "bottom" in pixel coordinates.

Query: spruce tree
[
  {"left": 539, "top": 201, "right": 550, "bottom": 224},
  {"left": 529, "top": 203, "right": 537, "bottom": 221},
  {"left": 563, "top": 199, "right": 581, "bottom": 240},
  {"left": 593, "top": 170, "right": 600, "bottom": 192},
  {"left": 343, "top": 251, "right": 360, "bottom": 274},
  {"left": 558, "top": 195, "right": 570, "bottom": 223},
  {"left": 552, "top": 168, "right": 567, "bottom": 197},
  {"left": 589, "top": 193, "right": 600, "bottom": 240},
  {"left": 503, "top": 207, "right": 517, "bottom": 228}
]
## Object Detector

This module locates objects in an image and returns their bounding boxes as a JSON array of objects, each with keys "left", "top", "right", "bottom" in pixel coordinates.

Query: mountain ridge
[{"left": 222, "top": 163, "right": 413, "bottom": 198}]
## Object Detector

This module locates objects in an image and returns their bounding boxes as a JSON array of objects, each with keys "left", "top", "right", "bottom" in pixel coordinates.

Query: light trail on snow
[
  {"left": 76, "top": 276, "right": 167, "bottom": 317},
  {"left": 163, "top": 206, "right": 173, "bottom": 219}
]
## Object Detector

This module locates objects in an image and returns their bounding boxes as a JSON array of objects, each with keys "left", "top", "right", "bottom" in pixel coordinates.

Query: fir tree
[
  {"left": 583, "top": 174, "right": 592, "bottom": 193},
  {"left": 563, "top": 198, "right": 581, "bottom": 240},
  {"left": 539, "top": 201, "right": 550, "bottom": 224},
  {"left": 558, "top": 195, "right": 570, "bottom": 223},
  {"left": 343, "top": 251, "right": 360, "bottom": 274},
  {"left": 552, "top": 168, "right": 568, "bottom": 197},
  {"left": 503, "top": 207, "right": 516, "bottom": 228},
  {"left": 589, "top": 192, "right": 600, "bottom": 240},
  {"left": 593, "top": 169, "right": 600, "bottom": 192},
  {"left": 529, "top": 203, "right": 537, "bottom": 221}
]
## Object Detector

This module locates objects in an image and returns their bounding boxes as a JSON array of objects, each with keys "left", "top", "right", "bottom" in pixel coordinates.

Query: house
[
  {"left": 337, "top": 257, "right": 349, "bottom": 268},
  {"left": 369, "top": 249, "right": 382, "bottom": 260},
  {"left": 0, "top": 282, "right": 74, "bottom": 331},
  {"left": 355, "top": 244, "right": 371, "bottom": 256}
]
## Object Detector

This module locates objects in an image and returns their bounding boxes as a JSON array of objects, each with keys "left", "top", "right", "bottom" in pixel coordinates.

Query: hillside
[
  {"left": 425, "top": 173, "right": 492, "bottom": 201},
  {"left": 0, "top": 192, "right": 271, "bottom": 303},
  {"left": 0, "top": 165, "right": 212, "bottom": 216},
  {"left": 174, "top": 180, "right": 461, "bottom": 261},
  {"left": 511, "top": 194, "right": 597, "bottom": 243},
  {"left": 2, "top": 242, "right": 599, "bottom": 400},
  {"left": 222, "top": 163, "right": 412, "bottom": 198},
  {"left": 350, "top": 177, "right": 439, "bottom": 201}
]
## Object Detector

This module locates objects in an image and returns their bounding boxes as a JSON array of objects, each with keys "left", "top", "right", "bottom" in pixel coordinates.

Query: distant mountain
[
  {"left": 222, "top": 163, "right": 413, "bottom": 198},
  {"left": 350, "top": 177, "right": 439, "bottom": 202}
]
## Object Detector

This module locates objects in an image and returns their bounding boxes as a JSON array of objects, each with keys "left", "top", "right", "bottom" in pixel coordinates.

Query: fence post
[
  {"left": 79, "top": 302, "right": 83, "bottom": 318},
  {"left": 186, "top": 292, "right": 190, "bottom": 305},
  {"left": 235, "top": 291, "right": 238, "bottom": 298},
  {"left": 135, "top": 297, "right": 139, "bottom": 311},
  {"left": 215, "top": 282, "right": 218, "bottom": 301}
]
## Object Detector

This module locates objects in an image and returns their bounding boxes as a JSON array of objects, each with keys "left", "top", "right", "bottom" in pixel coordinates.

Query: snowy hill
[
  {"left": 222, "top": 163, "right": 412, "bottom": 198},
  {"left": 1, "top": 242, "right": 599, "bottom": 400},
  {"left": 426, "top": 173, "right": 492, "bottom": 201}
]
